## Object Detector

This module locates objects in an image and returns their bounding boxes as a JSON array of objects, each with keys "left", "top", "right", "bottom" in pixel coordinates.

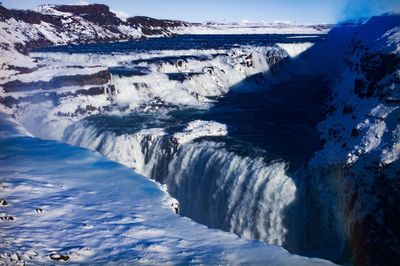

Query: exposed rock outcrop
[{"left": 126, "top": 16, "right": 191, "bottom": 36}]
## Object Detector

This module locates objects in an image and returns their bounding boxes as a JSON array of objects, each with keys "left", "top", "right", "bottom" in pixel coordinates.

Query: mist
[{"left": 338, "top": 0, "right": 400, "bottom": 22}]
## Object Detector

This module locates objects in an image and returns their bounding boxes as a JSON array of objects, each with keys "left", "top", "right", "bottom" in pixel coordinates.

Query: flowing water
[{"left": 31, "top": 34, "right": 348, "bottom": 262}]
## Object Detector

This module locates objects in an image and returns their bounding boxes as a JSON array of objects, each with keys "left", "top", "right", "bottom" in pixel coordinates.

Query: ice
[
  {"left": 171, "top": 23, "right": 330, "bottom": 35},
  {"left": 276, "top": 42, "right": 314, "bottom": 57},
  {"left": 381, "top": 124, "right": 400, "bottom": 165},
  {"left": 173, "top": 120, "right": 228, "bottom": 145},
  {"left": 311, "top": 15, "right": 400, "bottom": 168}
]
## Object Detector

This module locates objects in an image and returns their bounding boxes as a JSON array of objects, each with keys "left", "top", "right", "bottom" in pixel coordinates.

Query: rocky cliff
[
  {"left": 0, "top": 4, "right": 193, "bottom": 78},
  {"left": 309, "top": 13, "right": 400, "bottom": 265}
]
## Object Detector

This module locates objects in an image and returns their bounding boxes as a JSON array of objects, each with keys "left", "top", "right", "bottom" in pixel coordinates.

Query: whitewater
[
  {"left": 3, "top": 33, "right": 347, "bottom": 261},
  {"left": 0, "top": 33, "right": 332, "bottom": 263}
]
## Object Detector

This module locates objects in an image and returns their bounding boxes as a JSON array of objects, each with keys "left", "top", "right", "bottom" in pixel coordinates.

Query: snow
[
  {"left": 17, "top": 45, "right": 287, "bottom": 118},
  {"left": 173, "top": 120, "right": 228, "bottom": 145},
  {"left": 34, "top": 5, "right": 73, "bottom": 17},
  {"left": 112, "top": 10, "right": 130, "bottom": 22},
  {"left": 276, "top": 42, "right": 314, "bottom": 57},
  {"left": 2, "top": 66, "right": 107, "bottom": 84},
  {"left": 0, "top": 19, "right": 38, "bottom": 79},
  {"left": 310, "top": 16, "right": 400, "bottom": 168},
  {"left": 0, "top": 113, "right": 334, "bottom": 265},
  {"left": 385, "top": 26, "right": 400, "bottom": 53},
  {"left": 171, "top": 23, "right": 330, "bottom": 35},
  {"left": 381, "top": 124, "right": 400, "bottom": 165}
]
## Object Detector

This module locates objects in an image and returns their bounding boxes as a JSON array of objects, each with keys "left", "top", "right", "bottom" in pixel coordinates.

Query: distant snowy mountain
[{"left": 171, "top": 21, "right": 331, "bottom": 35}]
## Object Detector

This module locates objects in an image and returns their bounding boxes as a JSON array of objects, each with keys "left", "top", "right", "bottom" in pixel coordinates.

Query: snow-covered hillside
[
  {"left": 306, "top": 13, "right": 400, "bottom": 265},
  {"left": 0, "top": 4, "right": 188, "bottom": 78},
  {"left": 171, "top": 21, "right": 330, "bottom": 35}
]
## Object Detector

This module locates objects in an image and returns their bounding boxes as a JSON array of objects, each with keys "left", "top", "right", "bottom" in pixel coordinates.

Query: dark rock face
[
  {"left": 0, "top": 4, "right": 193, "bottom": 55},
  {"left": 0, "top": 85, "right": 115, "bottom": 109},
  {"left": 326, "top": 16, "right": 400, "bottom": 266},
  {"left": 50, "top": 254, "right": 70, "bottom": 261},
  {"left": 0, "top": 7, "right": 55, "bottom": 54},
  {"left": 54, "top": 4, "right": 123, "bottom": 28},
  {"left": 3, "top": 70, "right": 111, "bottom": 92},
  {"left": 359, "top": 52, "right": 400, "bottom": 99},
  {"left": 0, "top": 96, "right": 18, "bottom": 108},
  {"left": 127, "top": 16, "right": 191, "bottom": 35},
  {"left": 351, "top": 44, "right": 400, "bottom": 100},
  {"left": 345, "top": 165, "right": 400, "bottom": 266},
  {"left": 0, "top": 6, "right": 62, "bottom": 26}
]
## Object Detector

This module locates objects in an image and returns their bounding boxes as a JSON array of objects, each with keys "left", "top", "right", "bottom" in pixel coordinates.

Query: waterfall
[
  {"left": 25, "top": 40, "right": 343, "bottom": 260},
  {"left": 63, "top": 121, "right": 297, "bottom": 246},
  {"left": 160, "top": 141, "right": 296, "bottom": 245}
]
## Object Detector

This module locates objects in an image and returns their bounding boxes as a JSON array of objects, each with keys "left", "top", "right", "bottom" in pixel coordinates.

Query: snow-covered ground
[
  {"left": 303, "top": 14, "right": 400, "bottom": 264},
  {"left": 0, "top": 113, "right": 334, "bottom": 265},
  {"left": 171, "top": 22, "right": 330, "bottom": 35},
  {"left": 311, "top": 19, "right": 400, "bottom": 168},
  {"left": 173, "top": 120, "right": 228, "bottom": 145}
]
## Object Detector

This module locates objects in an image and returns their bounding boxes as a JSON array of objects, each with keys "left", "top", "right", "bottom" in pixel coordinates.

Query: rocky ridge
[{"left": 0, "top": 4, "right": 194, "bottom": 77}]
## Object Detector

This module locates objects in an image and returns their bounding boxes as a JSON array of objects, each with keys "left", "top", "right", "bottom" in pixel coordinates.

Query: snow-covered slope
[
  {"left": 304, "top": 14, "right": 400, "bottom": 265},
  {"left": 0, "top": 113, "right": 334, "bottom": 265},
  {"left": 0, "top": 4, "right": 186, "bottom": 78},
  {"left": 171, "top": 22, "right": 331, "bottom": 35},
  {"left": 173, "top": 120, "right": 228, "bottom": 145}
]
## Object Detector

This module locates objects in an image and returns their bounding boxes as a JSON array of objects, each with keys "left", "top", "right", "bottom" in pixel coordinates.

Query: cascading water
[
  {"left": 18, "top": 34, "right": 348, "bottom": 262},
  {"left": 161, "top": 141, "right": 296, "bottom": 245},
  {"left": 63, "top": 119, "right": 297, "bottom": 246},
  {"left": 62, "top": 111, "right": 348, "bottom": 263}
]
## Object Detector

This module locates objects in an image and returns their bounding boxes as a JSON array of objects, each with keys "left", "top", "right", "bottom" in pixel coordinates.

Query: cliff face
[
  {"left": 0, "top": 4, "right": 193, "bottom": 78},
  {"left": 126, "top": 16, "right": 191, "bottom": 36},
  {"left": 0, "top": 4, "right": 190, "bottom": 48},
  {"left": 310, "top": 14, "right": 400, "bottom": 265}
]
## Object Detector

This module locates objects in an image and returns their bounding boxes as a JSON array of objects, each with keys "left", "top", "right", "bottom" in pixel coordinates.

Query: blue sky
[{"left": 2, "top": 0, "right": 399, "bottom": 23}]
